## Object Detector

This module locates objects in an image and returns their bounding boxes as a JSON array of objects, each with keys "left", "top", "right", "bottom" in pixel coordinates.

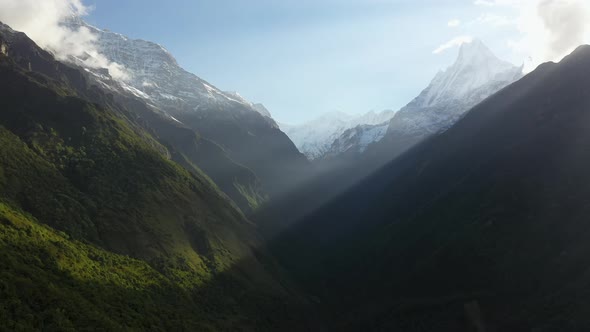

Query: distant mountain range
[
  {"left": 322, "top": 122, "right": 390, "bottom": 159},
  {"left": 282, "top": 39, "right": 522, "bottom": 163},
  {"left": 281, "top": 109, "right": 395, "bottom": 160}
]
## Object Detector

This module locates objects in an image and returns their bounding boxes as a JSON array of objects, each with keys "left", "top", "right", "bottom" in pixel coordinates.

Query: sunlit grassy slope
[{"left": 0, "top": 201, "right": 211, "bottom": 331}]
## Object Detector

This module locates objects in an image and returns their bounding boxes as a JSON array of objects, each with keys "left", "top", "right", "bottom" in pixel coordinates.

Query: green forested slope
[
  {"left": 0, "top": 201, "right": 205, "bottom": 331},
  {"left": 0, "top": 24, "right": 314, "bottom": 330}
]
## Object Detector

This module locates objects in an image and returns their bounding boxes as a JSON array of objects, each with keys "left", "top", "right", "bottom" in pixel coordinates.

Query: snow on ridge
[
  {"left": 359, "top": 124, "right": 388, "bottom": 151},
  {"left": 387, "top": 39, "right": 523, "bottom": 138},
  {"left": 62, "top": 18, "right": 273, "bottom": 122},
  {"left": 418, "top": 39, "right": 521, "bottom": 109},
  {"left": 282, "top": 109, "right": 395, "bottom": 160},
  {"left": 307, "top": 39, "right": 523, "bottom": 161},
  {"left": 120, "top": 82, "right": 151, "bottom": 100}
]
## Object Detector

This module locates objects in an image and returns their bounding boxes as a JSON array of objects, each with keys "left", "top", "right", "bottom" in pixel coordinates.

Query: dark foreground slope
[
  {"left": 0, "top": 24, "right": 314, "bottom": 330},
  {"left": 273, "top": 46, "right": 590, "bottom": 330}
]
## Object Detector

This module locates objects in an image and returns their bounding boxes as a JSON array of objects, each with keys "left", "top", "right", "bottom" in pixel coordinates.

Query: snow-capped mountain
[
  {"left": 387, "top": 39, "right": 523, "bottom": 137},
  {"left": 282, "top": 110, "right": 395, "bottom": 160},
  {"left": 324, "top": 39, "right": 523, "bottom": 163},
  {"left": 224, "top": 91, "right": 273, "bottom": 118},
  {"left": 60, "top": 17, "right": 309, "bottom": 205},
  {"left": 323, "top": 122, "right": 390, "bottom": 158},
  {"left": 63, "top": 17, "right": 275, "bottom": 125}
]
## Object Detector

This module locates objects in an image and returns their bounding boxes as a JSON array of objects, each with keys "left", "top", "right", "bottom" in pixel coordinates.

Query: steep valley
[{"left": 3, "top": 9, "right": 590, "bottom": 332}]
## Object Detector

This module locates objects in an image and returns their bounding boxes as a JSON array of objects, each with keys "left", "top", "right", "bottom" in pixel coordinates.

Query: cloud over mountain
[
  {"left": 0, "top": 0, "right": 129, "bottom": 80},
  {"left": 473, "top": 0, "right": 590, "bottom": 72}
]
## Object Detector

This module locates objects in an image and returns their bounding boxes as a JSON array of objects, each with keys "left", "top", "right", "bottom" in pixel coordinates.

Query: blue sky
[{"left": 82, "top": 0, "right": 589, "bottom": 124}]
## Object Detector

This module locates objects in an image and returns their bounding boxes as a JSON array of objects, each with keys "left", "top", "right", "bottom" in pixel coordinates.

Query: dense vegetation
[
  {"left": 0, "top": 25, "right": 314, "bottom": 331},
  {"left": 0, "top": 199, "right": 314, "bottom": 331},
  {"left": 0, "top": 201, "right": 203, "bottom": 331}
]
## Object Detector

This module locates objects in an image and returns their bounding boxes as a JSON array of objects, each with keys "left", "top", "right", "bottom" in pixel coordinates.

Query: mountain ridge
[
  {"left": 358, "top": 39, "right": 523, "bottom": 167},
  {"left": 297, "top": 39, "right": 522, "bottom": 164}
]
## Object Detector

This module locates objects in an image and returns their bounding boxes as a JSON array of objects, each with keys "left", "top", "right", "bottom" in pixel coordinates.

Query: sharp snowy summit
[
  {"left": 415, "top": 39, "right": 522, "bottom": 110},
  {"left": 319, "top": 39, "right": 523, "bottom": 163},
  {"left": 387, "top": 39, "right": 523, "bottom": 137},
  {"left": 286, "top": 39, "right": 523, "bottom": 162}
]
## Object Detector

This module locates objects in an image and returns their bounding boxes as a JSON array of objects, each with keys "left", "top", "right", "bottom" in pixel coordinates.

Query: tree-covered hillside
[{"left": 0, "top": 23, "right": 315, "bottom": 331}]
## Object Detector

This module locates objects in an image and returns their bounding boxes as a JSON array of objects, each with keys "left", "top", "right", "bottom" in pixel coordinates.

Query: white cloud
[
  {"left": 537, "top": 0, "right": 589, "bottom": 60},
  {"left": 474, "top": 0, "right": 590, "bottom": 72},
  {"left": 433, "top": 36, "right": 473, "bottom": 54},
  {"left": 0, "top": 0, "right": 130, "bottom": 81},
  {"left": 447, "top": 19, "right": 461, "bottom": 27}
]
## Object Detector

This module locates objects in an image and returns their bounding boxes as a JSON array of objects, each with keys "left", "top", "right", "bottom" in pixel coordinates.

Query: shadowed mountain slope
[
  {"left": 272, "top": 45, "right": 590, "bottom": 330},
  {"left": 257, "top": 40, "right": 522, "bottom": 237}
]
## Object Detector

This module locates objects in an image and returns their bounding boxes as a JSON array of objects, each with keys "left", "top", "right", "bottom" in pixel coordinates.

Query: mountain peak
[
  {"left": 458, "top": 38, "right": 485, "bottom": 51},
  {"left": 416, "top": 39, "right": 521, "bottom": 108},
  {"left": 456, "top": 39, "right": 498, "bottom": 66}
]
